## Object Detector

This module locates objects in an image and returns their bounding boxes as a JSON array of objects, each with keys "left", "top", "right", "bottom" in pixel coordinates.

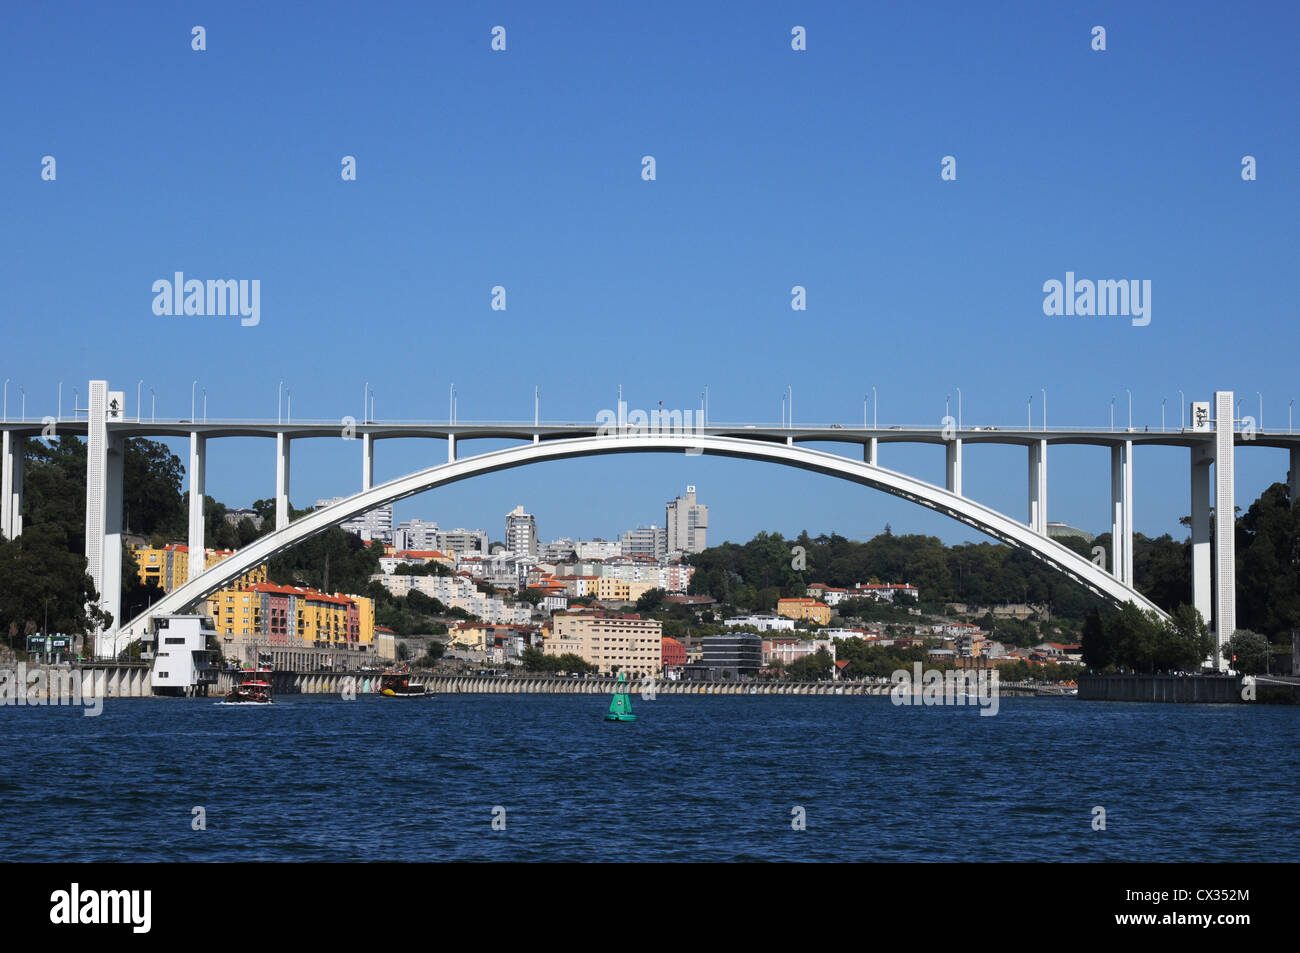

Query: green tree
[{"left": 1225, "top": 629, "right": 1270, "bottom": 675}]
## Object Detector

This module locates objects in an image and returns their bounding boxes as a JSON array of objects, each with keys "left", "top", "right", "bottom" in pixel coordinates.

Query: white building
[
  {"left": 506, "top": 505, "right": 538, "bottom": 557},
  {"left": 666, "top": 485, "right": 708, "bottom": 554},
  {"left": 148, "top": 615, "right": 218, "bottom": 696},
  {"left": 575, "top": 539, "right": 621, "bottom": 560},
  {"left": 620, "top": 525, "right": 666, "bottom": 560},
  {"left": 435, "top": 527, "right": 490, "bottom": 556},
  {"left": 725, "top": 614, "right": 796, "bottom": 633},
  {"left": 394, "top": 518, "right": 440, "bottom": 551},
  {"left": 315, "top": 497, "right": 394, "bottom": 543}
]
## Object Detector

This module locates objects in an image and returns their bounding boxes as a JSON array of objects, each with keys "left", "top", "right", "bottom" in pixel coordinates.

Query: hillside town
[{"left": 124, "top": 485, "right": 1082, "bottom": 685}]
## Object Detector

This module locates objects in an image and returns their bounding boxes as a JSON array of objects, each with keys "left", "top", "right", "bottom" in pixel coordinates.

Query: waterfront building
[
  {"left": 697, "top": 634, "right": 763, "bottom": 680},
  {"left": 544, "top": 612, "right": 662, "bottom": 677},
  {"left": 148, "top": 614, "right": 218, "bottom": 696},
  {"left": 775, "top": 598, "right": 832, "bottom": 626},
  {"left": 665, "top": 485, "right": 708, "bottom": 554},
  {"left": 661, "top": 636, "right": 687, "bottom": 671},
  {"left": 763, "top": 637, "right": 837, "bottom": 666},
  {"left": 205, "top": 583, "right": 374, "bottom": 654}
]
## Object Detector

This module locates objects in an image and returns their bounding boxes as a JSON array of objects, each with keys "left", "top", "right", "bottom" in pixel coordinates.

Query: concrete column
[
  {"left": 86, "top": 382, "right": 125, "bottom": 657},
  {"left": 10, "top": 438, "right": 22, "bottom": 537},
  {"left": 1110, "top": 442, "right": 1133, "bottom": 585},
  {"left": 1190, "top": 446, "right": 1213, "bottom": 627},
  {"left": 362, "top": 432, "right": 374, "bottom": 492},
  {"left": 448, "top": 433, "right": 456, "bottom": 463},
  {"left": 187, "top": 433, "right": 206, "bottom": 581},
  {"left": 1, "top": 430, "right": 24, "bottom": 539},
  {"left": 0, "top": 429, "right": 11, "bottom": 538},
  {"left": 275, "top": 432, "right": 292, "bottom": 530},
  {"left": 945, "top": 438, "right": 962, "bottom": 496},
  {"left": 1213, "top": 391, "right": 1236, "bottom": 667},
  {"left": 1028, "top": 440, "right": 1047, "bottom": 532},
  {"left": 863, "top": 438, "right": 877, "bottom": 466}
]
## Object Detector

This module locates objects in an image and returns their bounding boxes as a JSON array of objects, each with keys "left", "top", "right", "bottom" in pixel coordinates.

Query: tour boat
[
  {"left": 379, "top": 670, "right": 432, "bottom": 698},
  {"left": 224, "top": 667, "right": 273, "bottom": 704},
  {"left": 605, "top": 671, "right": 637, "bottom": 722}
]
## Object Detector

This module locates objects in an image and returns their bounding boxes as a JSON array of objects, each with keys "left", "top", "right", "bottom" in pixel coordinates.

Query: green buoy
[{"left": 605, "top": 671, "right": 637, "bottom": 722}]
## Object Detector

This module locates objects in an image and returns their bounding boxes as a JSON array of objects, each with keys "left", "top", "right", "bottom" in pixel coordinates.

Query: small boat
[
  {"left": 605, "top": 671, "right": 637, "bottom": 722},
  {"left": 224, "top": 667, "right": 273, "bottom": 704},
  {"left": 379, "top": 670, "right": 432, "bottom": 698}
]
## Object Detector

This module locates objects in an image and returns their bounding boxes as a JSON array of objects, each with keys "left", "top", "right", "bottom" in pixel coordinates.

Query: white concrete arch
[{"left": 119, "top": 433, "right": 1167, "bottom": 645}]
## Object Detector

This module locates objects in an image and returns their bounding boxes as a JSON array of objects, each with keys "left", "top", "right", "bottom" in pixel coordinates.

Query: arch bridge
[{"left": 1, "top": 383, "right": 1287, "bottom": 669}]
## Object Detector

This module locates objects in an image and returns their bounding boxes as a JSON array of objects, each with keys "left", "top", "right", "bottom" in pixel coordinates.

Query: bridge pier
[
  {"left": 86, "top": 382, "right": 125, "bottom": 657},
  {"left": 362, "top": 432, "right": 373, "bottom": 491},
  {"left": 1028, "top": 439, "right": 1046, "bottom": 533},
  {"left": 275, "top": 432, "right": 291, "bottom": 530},
  {"left": 945, "top": 439, "right": 962, "bottom": 496},
  {"left": 1190, "top": 446, "right": 1213, "bottom": 629},
  {"left": 1212, "top": 391, "right": 1236, "bottom": 667},
  {"left": 448, "top": 433, "right": 456, "bottom": 462},
  {"left": 863, "top": 438, "right": 877, "bottom": 466},
  {"left": 187, "top": 433, "right": 206, "bottom": 580},
  {"left": 1, "top": 429, "right": 24, "bottom": 539},
  {"left": 1110, "top": 441, "right": 1133, "bottom": 585},
  {"left": 1289, "top": 447, "right": 1299, "bottom": 508}
]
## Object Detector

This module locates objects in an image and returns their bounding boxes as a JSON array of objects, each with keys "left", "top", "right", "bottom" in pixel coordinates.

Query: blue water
[{"left": 1, "top": 694, "right": 1296, "bottom": 862}]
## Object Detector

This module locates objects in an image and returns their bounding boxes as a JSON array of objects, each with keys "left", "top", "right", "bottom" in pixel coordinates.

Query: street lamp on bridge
[
  {"left": 1162, "top": 397, "right": 1166, "bottom": 432},
  {"left": 1027, "top": 394, "right": 1032, "bottom": 430},
  {"left": 191, "top": 380, "right": 198, "bottom": 422},
  {"left": 1257, "top": 392, "right": 1263, "bottom": 431},
  {"left": 2, "top": 379, "right": 8, "bottom": 422},
  {"left": 137, "top": 379, "right": 144, "bottom": 423},
  {"left": 1126, "top": 388, "right": 1132, "bottom": 430},
  {"left": 1179, "top": 389, "right": 1185, "bottom": 430},
  {"left": 956, "top": 386, "right": 962, "bottom": 431},
  {"left": 1110, "top": 396, "right": 1115, "bottom": 431},
  {"left": 1042, "top": 387, "right": 1047, "bottom": 432},
  {"left": 150, "top": 387, "right": 156, "bottom": 423}
]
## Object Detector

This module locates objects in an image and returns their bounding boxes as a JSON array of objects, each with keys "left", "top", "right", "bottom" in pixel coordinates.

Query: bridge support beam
[
  {"left": 945, "top": 438, "right": 962, "bottom": 496},
  {"left": 86, "top": 381, "right": 124, "bottom": 657},
  {"left": 448, "top": 434, "right": 456, "bottom": 463},
  {"left": 275, "top": 432, "right": 291, "bottom": 530},
  {"left": 1212, "top": 391, "right": 1236, "bottom": 668},
  {"left": 1, "top": 429, "right": 24, "bottom": 539},
  {"left": 362, "top": 432, "right": 373, "bottom": 491},
  {"left": 1110, "top": 441, "right": 1133, "bottom": 585},
  {"left": 187, "top": 433, "right": 206, "bottom": 581},
  {"left": 1190, "top": 446, "right": 1213, "bottom": 629},
  {"left": 1028, "top": 439, "right": 1046, "bottom": 533},
  {"left": 863, "top": 437, "right": 877, "bottom": 466}
]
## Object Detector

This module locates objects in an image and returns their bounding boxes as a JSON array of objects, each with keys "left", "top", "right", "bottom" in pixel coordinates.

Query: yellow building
[
  {"left": 596, "top": 577, "right": 631, "bottom": 602},
  {"left": 206, "top": 583, "right": 373, "bottom": 649},
  {"left": 776, "top": 598, "right": 831, "bottom": 626},
  {"left": 134, "top": 544, "right": 266, "bottom": 593}
]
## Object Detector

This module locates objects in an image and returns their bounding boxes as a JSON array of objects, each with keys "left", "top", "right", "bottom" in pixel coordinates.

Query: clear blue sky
[{"left": 3, "top": 1, "right": 1296, "bottom": 548}]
